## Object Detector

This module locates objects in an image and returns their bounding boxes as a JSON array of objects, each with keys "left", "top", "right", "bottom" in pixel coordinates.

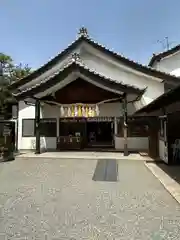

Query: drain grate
[{"left": 92, "top": 159, "right": 118, "bottom": 182}]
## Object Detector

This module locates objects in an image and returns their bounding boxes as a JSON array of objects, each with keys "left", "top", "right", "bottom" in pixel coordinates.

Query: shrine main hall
[{"left": 10, "top": 28, "right": 180, "bottom": 158}]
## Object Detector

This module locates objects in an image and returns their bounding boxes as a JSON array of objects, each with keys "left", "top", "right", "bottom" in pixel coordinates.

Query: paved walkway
[
  {"left": 0, "top": 158, "right": 180, "bottom": 239},
  {"left": 17, "top": 151, "right": 152, "bottom": 161}
]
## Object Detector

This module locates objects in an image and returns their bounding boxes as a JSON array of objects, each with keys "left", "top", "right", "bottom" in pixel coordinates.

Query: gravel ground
[{"left": 0, "top": 158, "right": 180, "bottom": 239}]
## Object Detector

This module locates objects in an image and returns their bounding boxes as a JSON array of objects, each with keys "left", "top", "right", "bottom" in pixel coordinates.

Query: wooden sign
[
  {"left": 40, "top": 119, "right": 56, "bottom": 123},
  {"left": 2, "top": 123, "right": 12, "bottom": 137}
]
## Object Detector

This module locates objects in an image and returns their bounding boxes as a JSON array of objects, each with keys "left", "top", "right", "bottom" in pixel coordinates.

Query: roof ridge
[{"left": 84, "top": 35, "right": 179, "bottom": 80}]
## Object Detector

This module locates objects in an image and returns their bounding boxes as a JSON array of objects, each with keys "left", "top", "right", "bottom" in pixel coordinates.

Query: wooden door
[{"left": 148, "top": 118, "right": 159, "bottom": 159}]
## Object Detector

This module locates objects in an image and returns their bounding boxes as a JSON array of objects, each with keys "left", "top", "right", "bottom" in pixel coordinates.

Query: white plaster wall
[
  {"left": 18, "top": 101, "right": 59, "bottom": 150},
  {"left": 18, "top": 101, "right": 35, "bottom": 150},
  {"left": 152, "top": 51, "right": 180, "bottom": 77},
  {"left": 115, "top": 137, "right": 148, "bottom": 151},
  {"left": 99, "top": 102, "right": 136, "bottom": 116},
  {"left": 81, "top": 51, "right": 165, "bottom": 105},
  {"left": 159, "top": 139, "right": 168, "bottom": 163}
]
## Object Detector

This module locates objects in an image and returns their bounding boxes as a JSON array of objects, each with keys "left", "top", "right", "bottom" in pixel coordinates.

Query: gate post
[
  {"left": 35, "top": 100, "right": 40, "bottom": 154},
  {"left": 123, "top": 94, "right": 128, "bottom": 156}
]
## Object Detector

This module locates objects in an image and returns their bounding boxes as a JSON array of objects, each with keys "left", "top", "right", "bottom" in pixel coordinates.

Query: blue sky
[{"left": 1, "top": 0, "right": 180, "bottom": 69}]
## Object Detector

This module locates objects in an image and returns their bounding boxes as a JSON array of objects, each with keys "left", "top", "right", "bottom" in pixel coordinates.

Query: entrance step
[{"left": 16, "top": 151, "right": 153, "bottom": 161}]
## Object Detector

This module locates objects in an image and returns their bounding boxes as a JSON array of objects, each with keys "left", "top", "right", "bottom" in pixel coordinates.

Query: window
[
  {"left": 22, "top": 119, "right": 35, "bottom": 137},
  {"left": 39, "top": 119, "right": 57, "bottom": 137},
  {"left": 117, "top": 118, "right": 149, "bottom": 137},
  {"left": 128, "top": 122, "right": 149, "bottom": 137},
  {"left": 22, "top": 118, "right": 57, "bottom": 137}
]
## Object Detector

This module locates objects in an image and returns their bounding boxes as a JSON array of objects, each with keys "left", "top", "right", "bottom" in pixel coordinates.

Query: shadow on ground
[
  {"left": 92, "top": 159, "right": 118, "bottom": 182},
  {"left": 156, "top": 163, "right": 180, "bottom": 185}
]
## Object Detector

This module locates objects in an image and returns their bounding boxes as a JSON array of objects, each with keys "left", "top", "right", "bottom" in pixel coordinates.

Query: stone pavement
[
  {"left": 17, "top": 151, "right": 152, "bottom": 161},
  {"left": 0, "top": 158, "right": 180, "bottom": 239}
]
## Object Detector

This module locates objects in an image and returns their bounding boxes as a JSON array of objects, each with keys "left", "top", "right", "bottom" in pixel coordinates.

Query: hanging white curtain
[
  {"left": 60, "top": 106, "right": 64, "bottom": 117},
  {"left": 74, "top": 106, "right": 78, "bottom": 117},
  {"left": 95, "top": 105, "right": 100, "bottom": 116},
  {"left": 68, "top": 107, "right": 71, "bottom": 117},
  {"left": 82, "top": 106, "right": 85, "bottom": 117}
]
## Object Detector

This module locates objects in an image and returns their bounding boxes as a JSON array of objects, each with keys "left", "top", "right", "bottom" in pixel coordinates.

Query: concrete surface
[
  {"left": 145, "top": 162, "right": 180, "bottom": 204},
  {"left": 0, "top": 158, "right": 179, "bottom": 239}
]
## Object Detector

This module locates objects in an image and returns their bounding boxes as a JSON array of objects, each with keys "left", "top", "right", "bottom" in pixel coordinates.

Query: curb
[
  {"left": 144, "top": 161, "right": 180, "bottom": 204},
  {"left": 15, "top": 155, "right": 151, "bottom": 161}
]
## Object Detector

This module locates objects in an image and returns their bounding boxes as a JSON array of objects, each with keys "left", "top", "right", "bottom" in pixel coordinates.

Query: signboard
[
  {"left": 3, "top": 125, "right": 11, "bottom": 136},
  {"left": 60, "top": 117, "right": 114, "bottom": 122},
  {"left": 0, "top": 121, "right": 15, "bottom": 161},
  {"left": 86, "top": 117, "right": 113, "bottom": 122},
  {"left": 0, "top": 122, "right": 12, "bottom": 137}
]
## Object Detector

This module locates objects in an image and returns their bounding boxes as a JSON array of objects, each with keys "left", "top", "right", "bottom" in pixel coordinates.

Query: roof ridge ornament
[
  {"left": 71, "top": 52, "right": 82, "bottom": 63},
  {"left": 78, "top": 27, "right": 89, "bottom": 38}
]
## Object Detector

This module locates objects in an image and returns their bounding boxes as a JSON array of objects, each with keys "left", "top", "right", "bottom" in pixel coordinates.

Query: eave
[
  {"left": 14, "top": 61, "right": 144, "bottom": 100},
  {"left": 134, "top": 84, "right": 180, "bottom": 115}
]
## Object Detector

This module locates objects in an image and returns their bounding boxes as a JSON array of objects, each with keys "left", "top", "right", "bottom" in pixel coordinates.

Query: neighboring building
[
  {"left": 149, "top": 45, "right": 180, "bottom": 77},
  {"left": 135, "top": 83, "right": 180, "bottom": 164},
  {"left": 9, "top": 28, "right": 180, "bottom": 155},
  {"left": 149, "top": 45, "right": 180, "bottom": 92}
]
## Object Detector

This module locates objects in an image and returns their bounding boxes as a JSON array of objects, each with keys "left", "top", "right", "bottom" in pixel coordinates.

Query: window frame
[{"left": 22, "top": 119, "right": 35, "bottom": 137}]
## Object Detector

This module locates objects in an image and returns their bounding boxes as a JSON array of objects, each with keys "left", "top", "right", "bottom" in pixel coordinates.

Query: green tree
[{"left": 0, "top": 53, "right": 31, "bottom": 116}]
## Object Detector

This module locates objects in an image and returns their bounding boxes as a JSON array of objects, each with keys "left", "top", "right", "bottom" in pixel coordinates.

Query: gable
[
  {"left": 41, "top": 78, "right": 120, "bottom": 104},
  {"left": 9, "top": 29, "right": 180, "bottom": 93}
]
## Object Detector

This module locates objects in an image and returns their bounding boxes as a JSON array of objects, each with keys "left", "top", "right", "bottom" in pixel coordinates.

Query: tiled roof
[
  {"left": 10, "top": 31, "right": 180, "bottom": 90},
  {"left": 14, "top": 59, "right": 144, "bottom": 99},
  {"left": 148, "top": 44, "right": 180, "bottom": 67}
]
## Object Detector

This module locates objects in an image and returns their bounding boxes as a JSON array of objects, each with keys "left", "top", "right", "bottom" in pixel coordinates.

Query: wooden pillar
[
  {"left": 148, "top": 117, "right": 159, "bottom": 159},
  {"left": 35, "top": 99, "right": 40, "bottom": 154},
  {"left": 123, "top": 94, "right": 128, "bottom": 156}
]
